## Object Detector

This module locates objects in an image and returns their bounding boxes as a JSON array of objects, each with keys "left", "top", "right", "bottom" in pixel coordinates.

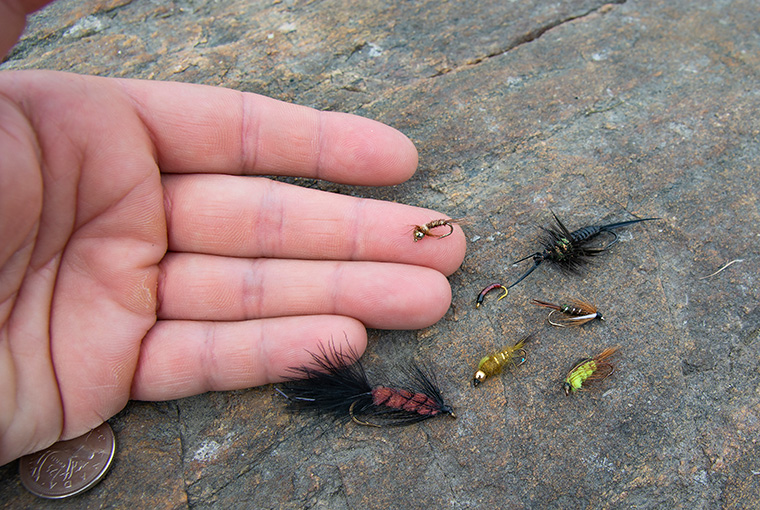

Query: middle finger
[{"left": 158, "top": 252, "right": 452, "bottom": 330}]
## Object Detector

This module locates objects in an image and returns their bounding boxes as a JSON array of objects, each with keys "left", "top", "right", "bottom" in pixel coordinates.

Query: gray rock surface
[{"left": 2, "top": 0, "right": 759, "bottom": 508}]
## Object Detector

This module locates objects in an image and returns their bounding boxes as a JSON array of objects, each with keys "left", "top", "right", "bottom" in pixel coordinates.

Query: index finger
[{"left": 117, "top": 79, "right": 418, "bottom": 185}]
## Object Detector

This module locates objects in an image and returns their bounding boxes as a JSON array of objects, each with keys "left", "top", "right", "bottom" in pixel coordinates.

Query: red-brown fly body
[
  {"left": 475, "top": 283, "right": 508, "bottom": 308},
  {"left": 372, "top": 387, "right": 441, "bottom": 416},
  {"left": 278, "top": 342, "right": 455, "bottom": 427}
]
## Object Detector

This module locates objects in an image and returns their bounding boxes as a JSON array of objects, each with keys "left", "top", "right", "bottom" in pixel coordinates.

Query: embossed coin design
[{"left": 19, "top": 422, "right": 115, "bottom": 499}]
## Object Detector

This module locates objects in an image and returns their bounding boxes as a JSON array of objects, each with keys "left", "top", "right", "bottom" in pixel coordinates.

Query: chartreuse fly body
[
  {"left": 472, "top": 334, "right": 532, "bottom": 387},
  {"left": 563, "top": 346, "right": 619, "bottom": 396}
]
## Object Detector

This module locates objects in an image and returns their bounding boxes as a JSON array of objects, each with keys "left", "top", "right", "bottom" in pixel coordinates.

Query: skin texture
[{"left": 0, "top": 2, "right": 466, "bottom": 465}]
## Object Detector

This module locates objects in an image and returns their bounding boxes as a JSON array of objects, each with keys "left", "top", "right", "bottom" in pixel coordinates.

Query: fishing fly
[
  {"left": 278, "top": 342, "right": 456, "bottom": 427},
  {"left": 563, "top": 346, "right": 619, "bottom": 396},
  {"left": 506, "top": 212, "right": 658, "bottom": 289},
  {"left": 411, "top": 218, "right": 457, "bottom": 242},
  {"left": 530, "top": 298, "right": 604, "bottom": 327},
  {"left": 476, "top": 284, "right": 508, "bottom": 308},
  {"left": 472, "top": 334, "right": 533, "bottom": 387}
]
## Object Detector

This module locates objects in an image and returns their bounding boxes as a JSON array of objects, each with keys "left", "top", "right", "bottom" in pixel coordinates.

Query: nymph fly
[
  {"left": 507, "top": 212, "right": 658, "bottom": 289},
  {"left": 563, "top": 346, "right": 619, "bottom": 396},
  {"left": 472, "top": 334, "right": 533, "bottom": 387},
  {"left": 412, "top": 218, "right": 458, "bottom": 242},
  {"left": 475, "top": 284, "right": 508, "bottom": 308}
]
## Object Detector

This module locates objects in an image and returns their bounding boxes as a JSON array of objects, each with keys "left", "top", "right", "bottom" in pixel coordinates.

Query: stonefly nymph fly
[
  {"left": 507, "top": 212, "right": 658, "bottom": 289},
  {"left": 278, "top": 342, "right": 456, "bottom": 427}
]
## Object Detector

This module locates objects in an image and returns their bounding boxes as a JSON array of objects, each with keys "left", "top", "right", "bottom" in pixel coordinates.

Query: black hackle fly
[{"left": 277, "top": 342, "right": 456, "bottom": 427}]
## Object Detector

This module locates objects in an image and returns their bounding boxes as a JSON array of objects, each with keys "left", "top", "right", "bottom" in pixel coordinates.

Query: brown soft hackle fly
[
  {"left": 530, "top": 298, "right": 604, "bottom": 327},
  {"left": 563, "top": 346, "right": 620, "bottom": 396}
]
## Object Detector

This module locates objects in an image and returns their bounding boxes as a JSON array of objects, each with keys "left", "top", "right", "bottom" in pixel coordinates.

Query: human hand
[{"left": 0, "top": 70, "right": 466, "bottom": 465}]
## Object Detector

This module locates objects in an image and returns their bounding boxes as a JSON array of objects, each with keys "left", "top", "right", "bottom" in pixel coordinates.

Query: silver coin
[{"left": 18, "top": 422, "right": 115, "bottom": 499}]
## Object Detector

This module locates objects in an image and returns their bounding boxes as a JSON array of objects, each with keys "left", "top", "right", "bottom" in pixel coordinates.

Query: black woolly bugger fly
[
  {"left": 277, "top": 342, "right": 456, "bottom": 427},
  {"left": 506, "top": 212, "right": 659, "bottom": 290}
]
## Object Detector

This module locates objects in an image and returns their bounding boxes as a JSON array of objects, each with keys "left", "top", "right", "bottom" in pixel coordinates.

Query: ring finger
[{"left": 158, "top": 252, "right": 452, "bottom": 330}]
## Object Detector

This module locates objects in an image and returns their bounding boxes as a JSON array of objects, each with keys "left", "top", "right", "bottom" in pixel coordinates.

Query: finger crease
[
  {"left": 239, "top": 91, "right": 258, "bottom": 174},
  {"left": 242, "top": 259, "right": 266, "bottom": 319},
  {"left": 346, "top": 198, "right": 366, "bottom": 261},
  {"left": 314, "top": 110, "right": 326, "bottom": 181},
  {"left": 329, "top": 262, "right": 344, "bottom": 317},
  {"left": 202, "top": 322, "right": 221, "bottom": 391}
]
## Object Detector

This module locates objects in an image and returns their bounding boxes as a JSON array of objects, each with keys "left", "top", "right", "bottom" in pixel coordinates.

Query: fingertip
[
  {"left": 402, "top": 212, "right": 468, "bottom": 276},
  {"left": 441, "top": 224, "right": 468, "bottom": 276},
  {"left": 354, "top": 264, "right": 452, "bottom": 330},
  {"left": 384, "top": 124, "right": 419, "bottom": 183},
  {"left": 264, "top": 316, "right": 368, "bottom": 382},
  {"left": 419, "top": 270, "right": 454, "bottom": 327},
  {"left": 321, "top": 113, "right": 418, "bottom": 186}
]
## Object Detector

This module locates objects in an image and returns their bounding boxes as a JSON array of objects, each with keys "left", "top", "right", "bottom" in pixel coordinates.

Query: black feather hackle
[
  {"left": 278, "top": 341, "right": 455, "bottom": 427},
  {"left": 507, "top": 212, "right": 658, "bottom": 289}
]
